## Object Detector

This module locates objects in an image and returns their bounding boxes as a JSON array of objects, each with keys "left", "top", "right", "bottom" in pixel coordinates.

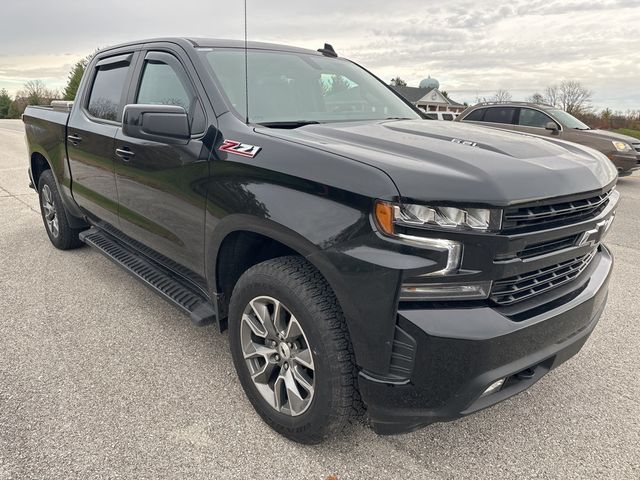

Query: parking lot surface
[{"left": 1, "top": 118, "right": 639, "bottom": 479}]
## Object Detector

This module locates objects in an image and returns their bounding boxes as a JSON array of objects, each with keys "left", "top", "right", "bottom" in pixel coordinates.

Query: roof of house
[
  {"left": 392, "top": 85, "right": 466, "bottom": 108},
  {"left": 391, "top": 85, "right": 434, "bottom": 103}
]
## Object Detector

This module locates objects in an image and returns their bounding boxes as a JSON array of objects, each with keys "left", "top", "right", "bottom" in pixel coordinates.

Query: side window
[
  {"left": 464, "top": 108, "right": 485, "bottom": 121},
  {"left": 519, "top": 108, "right": 553, "bottom": 128},
  {"left": 442, "top": 113, "right": 454, "bottom": 121},
  {"left": 136, "top": 52, "right": 206, "bottom": 134},
  {"left": 484, "top": 107, "right": 516, "bottom": 124},
  {"left": 137, "top": 62, "right": 190, "bottom": 109},
  {"left": 87, "top": 62, "right": 131, "bottom": 121}
]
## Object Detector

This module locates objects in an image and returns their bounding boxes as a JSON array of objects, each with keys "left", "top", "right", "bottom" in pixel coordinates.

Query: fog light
[
  {"left": 481, "top": 378, "right": 506, "bottom": 397},
  {"left": 399, "top": 281, "right": 491, "bottom": 301}
]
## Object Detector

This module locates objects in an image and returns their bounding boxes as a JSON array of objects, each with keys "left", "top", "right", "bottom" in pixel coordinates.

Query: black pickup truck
[{"left": 23, "top": 38, "right": 618, "bottom": 444}]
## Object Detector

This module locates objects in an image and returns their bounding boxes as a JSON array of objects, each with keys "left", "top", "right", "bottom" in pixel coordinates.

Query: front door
[
  {"left": 67, "top": 52, "right": 137, "bottom": 227},
  {"left": 512, "top": 107, "right": 561, "bottom": 138},
  {"left": 114, "top": 49, "right": 212, "bottom": 276}
]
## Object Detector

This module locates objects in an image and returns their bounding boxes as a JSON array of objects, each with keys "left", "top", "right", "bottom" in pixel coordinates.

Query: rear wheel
[
  {"left": 228, "top": 256, "right": 361, "bottom": 444},
  {"left": 37, "top": 170, "right": 83, "bottom": 250}
]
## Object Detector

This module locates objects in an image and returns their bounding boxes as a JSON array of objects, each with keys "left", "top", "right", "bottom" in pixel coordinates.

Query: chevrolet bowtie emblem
[{"left": 575, "top": 216, "right": 615, "bottom": 248}]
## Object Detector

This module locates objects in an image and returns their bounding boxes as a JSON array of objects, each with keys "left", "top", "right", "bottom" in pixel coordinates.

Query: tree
[
  {"left": 390, "top": 77, "right": 407, "bottom": 87},
  {"left": 18, "top": 80, "right": 59, "bottom": 106},
  {"left": 63, "top": 53, "right": 94, "bottom": 101},
  {"left": 544, "top": 85, "right": 559, "bottom": 107},
  {"left": 0, "top": 89, "right": 11, "bottom": 119},
  {"left": 557, "top": 80, "right": 592, "bottom": 115},
  {"left": 441, "top": 90, "right": 449, "bottom": 99},
  {"left": 491, "top": 89, "right": 512, "bottom": 102},
  {"left": 526, "top": 92, "right": 546, "bottom": 104}
]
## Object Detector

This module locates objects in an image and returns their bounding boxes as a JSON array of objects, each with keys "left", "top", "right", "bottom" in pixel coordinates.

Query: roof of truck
[{"left": 100, "top": 37, "right": 325, "bottom": 57}]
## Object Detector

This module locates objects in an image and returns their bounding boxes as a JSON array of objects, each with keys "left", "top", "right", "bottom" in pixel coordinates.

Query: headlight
[
  {"left": 612, "top": 140, "right": 632, "bottom": 152},
  {"left": 375, "top": 200, "right": 501, "bottom": 233}
]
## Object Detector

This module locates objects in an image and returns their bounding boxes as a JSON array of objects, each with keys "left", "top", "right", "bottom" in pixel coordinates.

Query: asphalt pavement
[{"left": 1, "top": 118, "right": 639, "bottom": 479}]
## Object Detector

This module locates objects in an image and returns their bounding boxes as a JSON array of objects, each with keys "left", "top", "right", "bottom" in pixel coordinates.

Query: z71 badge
[{"left": 219, "top": 139, "right": 262, "bottom": 158}]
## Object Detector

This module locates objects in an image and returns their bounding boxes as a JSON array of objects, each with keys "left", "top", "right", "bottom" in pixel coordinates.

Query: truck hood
[{"left": 258, "top": 119, "right": 617, "bottom": 206}]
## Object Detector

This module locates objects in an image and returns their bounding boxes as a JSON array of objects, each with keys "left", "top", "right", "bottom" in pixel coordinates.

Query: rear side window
[
  {"left": 519, "top": 108, "right": 553, "bottom": 128},
  {"left": 87, "top": 63, "right": 130, "bottom": 121},
  {"left": 464, "top": 108, "right": 485, "bottom": 121},
  {"left": 484, "top": 107, "right": 516, "bottom": 124},
  {"left": 442, "top": 113, "right": 454, "bottom": 121}
]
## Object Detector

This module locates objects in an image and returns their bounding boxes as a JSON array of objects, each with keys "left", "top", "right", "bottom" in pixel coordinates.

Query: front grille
[
  {"left": 490, "top": 250, "right": 596, "bottom": 306},
  {"left": 502, "top": 189, "right": 613, "bottom": 232},
  {"left": 632, "top": 143, "right": 640, "bottom": 153},
  {"left": 517, "top": 234, "right": 580, "bottom": 259}
]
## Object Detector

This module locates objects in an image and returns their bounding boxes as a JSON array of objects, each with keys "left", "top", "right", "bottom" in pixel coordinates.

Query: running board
[{"left": 79, "top": 227, "right": 217, "bottom": 327}]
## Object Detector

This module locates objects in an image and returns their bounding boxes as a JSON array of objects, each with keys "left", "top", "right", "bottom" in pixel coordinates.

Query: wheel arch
[{"left": 207, "top": 215, "right": 357, "bottom": 335}]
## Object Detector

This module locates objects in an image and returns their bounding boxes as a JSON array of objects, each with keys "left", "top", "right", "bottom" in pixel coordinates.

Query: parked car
[
  {"left": 457, "top": 101, "right": 640, "bottom": 176},
  {"left": 23, "top": 38, "right": 618, "bottom": 444}
]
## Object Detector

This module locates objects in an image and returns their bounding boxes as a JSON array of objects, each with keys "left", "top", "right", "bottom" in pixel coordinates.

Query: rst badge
[{"left": 219, "top": 139, "right": 262, "bottom": 158}]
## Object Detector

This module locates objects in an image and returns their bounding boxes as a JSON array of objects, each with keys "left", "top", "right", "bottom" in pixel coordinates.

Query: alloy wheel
[
  {"left": 41, "top": 185, "right": 59, "bottom": 238},
  {"left": 240, "top": 296, "right": 315, "bottom": 416}
]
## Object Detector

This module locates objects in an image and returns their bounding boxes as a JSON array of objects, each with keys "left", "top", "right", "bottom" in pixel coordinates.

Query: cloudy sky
[{"left": 1, "top": 0, "right": 639, "bottom": 110}]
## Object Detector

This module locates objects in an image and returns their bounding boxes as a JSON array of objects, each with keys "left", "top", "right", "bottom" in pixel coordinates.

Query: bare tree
[
  {"left": 17, "top": 80, "right": 59, "bottom": 106},
  {"left": 526, "top": 92, "right": 546, "bottom": 104},
  {"left": 390, "top": 77, "right": 407, "bottom": 87},
  {"left": 544, "top": 85, "right": 559, "bottom": 107},
  {"left": 491, "top": 89, "right": 512, "bottom": 102},
  {"left": 557, "top": 80, "right": 592, "bottom": 114}
]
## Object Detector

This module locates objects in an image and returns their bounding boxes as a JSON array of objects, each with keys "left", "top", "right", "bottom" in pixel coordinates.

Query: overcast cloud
[{"left": 1, "top": 0, "right": 639, "bottom": 110}]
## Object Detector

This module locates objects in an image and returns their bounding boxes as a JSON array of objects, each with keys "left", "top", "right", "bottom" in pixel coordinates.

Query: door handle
[
  {"left": 67, "top": 134, "right": 82, "bottom": 146},
  {"left": 115, "top": 148, "right": 135, "bottom": 161}
]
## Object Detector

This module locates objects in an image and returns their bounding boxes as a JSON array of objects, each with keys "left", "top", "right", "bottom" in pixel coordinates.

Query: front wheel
[{"left": 228, "top": 256, "right": 361, "bottom": 444}]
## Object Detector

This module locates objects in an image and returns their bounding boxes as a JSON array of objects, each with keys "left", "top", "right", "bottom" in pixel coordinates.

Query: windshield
[
  {"left": 199, "top": 48, "right": 420, "bottom": 125},
  {"left": 548, "top": 109, "right": 591, "bottom": 130}
]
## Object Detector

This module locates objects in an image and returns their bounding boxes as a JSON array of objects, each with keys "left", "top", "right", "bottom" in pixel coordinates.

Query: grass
[{"left": 613, "top": 128, "right": 640, "bottom": 140}]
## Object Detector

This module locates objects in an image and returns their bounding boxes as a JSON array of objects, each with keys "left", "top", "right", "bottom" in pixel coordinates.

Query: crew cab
[{"left": 23, "top": 38, "right": 618, "bottom": 444}]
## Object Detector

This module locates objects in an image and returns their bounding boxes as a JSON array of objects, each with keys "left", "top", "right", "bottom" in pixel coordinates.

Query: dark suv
[{"left": 457, "top": 101, "right": 640, "bottom": 176}]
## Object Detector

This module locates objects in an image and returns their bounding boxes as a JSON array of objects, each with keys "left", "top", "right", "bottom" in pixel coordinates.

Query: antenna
[{"left": 244, "top": 0, "right": 249, "bottom": 124}]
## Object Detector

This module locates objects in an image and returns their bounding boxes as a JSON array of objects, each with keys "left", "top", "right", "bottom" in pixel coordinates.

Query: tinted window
[
  {"left": 442, "top": 113, "right": 454, "bottom": 121},
  {"left": 484, "top": 107, "right": 516, "bottom": 124},
  {"left": 87, "top": 64, "right": 130, "bottom": 121},
  {"left": 137, "top": 62, "right": 191, "bottom": 110},
  {"left": 519, "top": 108, "right": 553, "bottom": 128},
  {"left": 464, "top": 108, "right": 485, "bottom": 121}
]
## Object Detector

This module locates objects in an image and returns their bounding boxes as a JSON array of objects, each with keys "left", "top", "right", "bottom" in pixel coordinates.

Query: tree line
[{"left": 0, "top": 55, "right": 90, "bottom": 119}]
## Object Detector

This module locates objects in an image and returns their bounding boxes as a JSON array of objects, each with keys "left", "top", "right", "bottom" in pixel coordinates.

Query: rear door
[
  {"left": 512, "top": 107, "right": 559, "bottom": 137},
  {"left": 67, "top": 52, "right": 138, "bottom": 226},
  {"left": 113, "top": 47, "right": 211, "bottom": 276},
  {"left": 480, "top": 107, "right": 517, "bottom": 130}
]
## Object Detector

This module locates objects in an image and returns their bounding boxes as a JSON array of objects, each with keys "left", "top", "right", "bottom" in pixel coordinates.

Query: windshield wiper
[{"left": 257, "top": 120, "right": 320, "bottom": 129}]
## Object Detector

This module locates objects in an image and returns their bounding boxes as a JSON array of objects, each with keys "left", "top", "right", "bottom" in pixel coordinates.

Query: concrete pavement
[{"left": 1, "top": 119, "right": 639, "bottom": 479}]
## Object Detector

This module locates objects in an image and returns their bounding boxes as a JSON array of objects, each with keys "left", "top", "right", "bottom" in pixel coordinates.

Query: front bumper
[
  {"left": 609, "top": 152, "right": 640, "bottom": 175},
  {"left": 359, "top": 245, "right": 613, "bottom": 435}
]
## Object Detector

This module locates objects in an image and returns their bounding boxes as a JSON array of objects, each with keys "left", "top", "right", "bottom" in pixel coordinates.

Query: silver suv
[{"left": 457, "top": 102, "right": 640, "bottom": 176}]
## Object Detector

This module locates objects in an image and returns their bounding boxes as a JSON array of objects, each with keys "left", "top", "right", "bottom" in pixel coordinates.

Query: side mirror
[
  {"left": 122, "top": 104, "right": 190, "bottom": 144},
  {"left": 545, "top": 121, "right": 560, "bottom": 133}
]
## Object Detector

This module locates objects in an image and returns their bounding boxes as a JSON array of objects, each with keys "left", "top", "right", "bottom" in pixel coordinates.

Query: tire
[
  {"left": 37, "top": 170, "right": 84, "bottom": 250},
  {"left": 228, "top": 255, "right": 361, "bottom": 444}
]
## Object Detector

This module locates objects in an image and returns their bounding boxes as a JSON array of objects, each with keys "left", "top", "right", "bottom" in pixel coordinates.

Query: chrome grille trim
[
  {"left": 502, "top": 188, "right": 613, "bottom": 232},
  {"left": 490, "top": 250, "right": 597, "bottom": 306}
]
